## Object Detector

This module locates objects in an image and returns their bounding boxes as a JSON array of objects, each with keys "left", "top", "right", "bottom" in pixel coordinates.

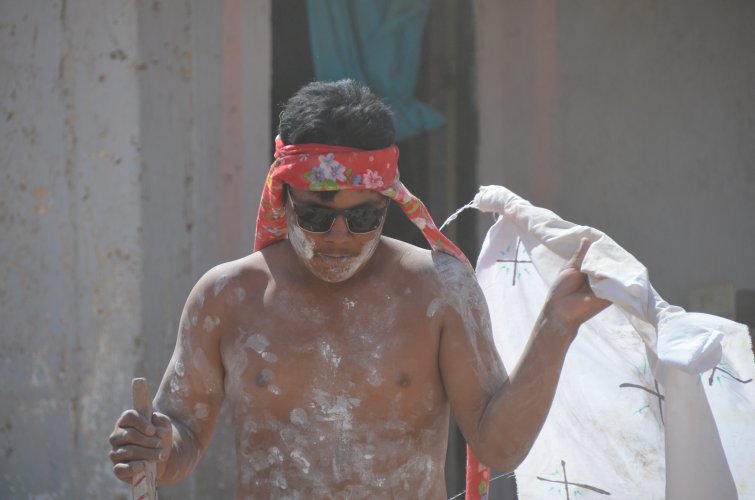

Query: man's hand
[
  {"left": 109, "top": 409, "right": 173, "bottom": 483},
  {"left": 544, "top": 238, "right": 611, "bottom": 335}
]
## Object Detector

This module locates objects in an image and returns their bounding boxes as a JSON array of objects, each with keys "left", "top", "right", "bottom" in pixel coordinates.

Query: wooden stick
[{"left": 132, "top": 378, "right": 158, "bottom": 500}]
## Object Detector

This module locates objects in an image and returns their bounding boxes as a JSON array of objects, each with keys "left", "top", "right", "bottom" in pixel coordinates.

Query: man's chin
[{"left": 304, "top": 255, "right": 364, "bottom": 283}]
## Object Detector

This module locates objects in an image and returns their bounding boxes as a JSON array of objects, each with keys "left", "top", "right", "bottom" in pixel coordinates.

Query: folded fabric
[{"left": 461, "top": 185, "right": 754, "bottom": 499}]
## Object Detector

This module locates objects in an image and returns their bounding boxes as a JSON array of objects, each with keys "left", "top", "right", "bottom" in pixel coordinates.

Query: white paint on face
[
  {"left": 287, "top": 218, "right": 381, "bottom": 284},
  {"left": 288, "top": 222, "right": 315, "bottom": 260},
  {"left": 203, "top": 315, "right": 220, "bottom": 332},
  {"left": 214, "top": 273, "right": 229, "bottom": 296}
]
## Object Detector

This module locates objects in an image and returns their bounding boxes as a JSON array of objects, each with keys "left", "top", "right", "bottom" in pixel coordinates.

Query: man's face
[{"left": 285, "top": 187, "right": 388, "bottom": 283}]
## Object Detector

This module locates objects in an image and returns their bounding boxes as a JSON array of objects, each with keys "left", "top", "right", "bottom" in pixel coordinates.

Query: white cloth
[{"left": 467, "top": 185, "right": 754, "bottom": 500}]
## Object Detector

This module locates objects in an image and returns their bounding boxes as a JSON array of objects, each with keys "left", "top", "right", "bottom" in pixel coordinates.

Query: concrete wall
[
  {"left": 3, "top": 0, "right": 752, "bottom": 498},
  {"left": 0, "top": 0, "right": 270, "bottom": 497},
  {"left": 475, "top": 0, "right": 755, "bottom": 309}
]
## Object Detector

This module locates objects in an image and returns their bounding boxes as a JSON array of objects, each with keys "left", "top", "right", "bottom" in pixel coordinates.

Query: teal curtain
[{"left": 306, "top": 0, "right": 445, "bottom": 141}]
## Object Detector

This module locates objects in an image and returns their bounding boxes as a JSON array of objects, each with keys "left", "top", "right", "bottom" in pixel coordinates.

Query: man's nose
[{"left": 324, "top": 214, "right": 351, "bottom": 242}]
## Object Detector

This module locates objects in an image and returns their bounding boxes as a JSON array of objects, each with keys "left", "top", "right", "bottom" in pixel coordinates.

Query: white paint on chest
[
  {"left": 311, "top": 389, "right": 361, "bottom": 430},
  {"left": 290, "top": 449, "right": 311, "bottom": 474},
  {"left": 342, "top": 297, "right": 356, "bottom": 309},
  {"left": 247, "top": 333, "right": 270, "bottom": 354},
  {"left": 319, "top": 341, "right": 342, "bottom": 368},
  {"left": 262, "top": 351, "right": 278, "bottom": 363},
  {"left": 290, "top": 408, "right": 309, "bottom": 428}
]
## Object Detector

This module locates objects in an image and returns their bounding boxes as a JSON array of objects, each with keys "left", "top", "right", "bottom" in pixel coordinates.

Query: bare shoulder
[
  {"left": 383, "top": 237, "right": 476, "bottom": 286},
  {"left": 379, "top": 236, "right": 477, "bottom": 297},
  {"left": 185, "top": 246, "right": 278, "bottom": 324}
]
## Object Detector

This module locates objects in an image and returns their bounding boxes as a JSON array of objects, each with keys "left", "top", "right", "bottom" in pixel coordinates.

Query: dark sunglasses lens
[
  {"left": 296, "top": 207, "right": 335, "bottom": 232},
  {"left": 345, "top": 208, "right": 384, "bottom": 233}
]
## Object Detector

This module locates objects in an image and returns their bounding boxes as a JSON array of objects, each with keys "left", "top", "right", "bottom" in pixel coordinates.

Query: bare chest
[
  {"left": 221, "top": 286, "right": 443, "bottom": 418},
  {"left": 219, "top": 286, "right": 448, "bottom": 495}
]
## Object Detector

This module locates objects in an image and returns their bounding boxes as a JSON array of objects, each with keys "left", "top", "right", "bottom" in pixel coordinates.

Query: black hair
[{"left": 279, "top": 79, "right": 395, "bottom": 150}]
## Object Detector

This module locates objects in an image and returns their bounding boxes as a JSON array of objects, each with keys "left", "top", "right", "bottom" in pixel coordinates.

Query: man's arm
[
  {"left": 438, "top": 239, "right": 609, "bottom": 471},
  {"left": 109, "top": 267, "right": 228, "bottom": 485}
]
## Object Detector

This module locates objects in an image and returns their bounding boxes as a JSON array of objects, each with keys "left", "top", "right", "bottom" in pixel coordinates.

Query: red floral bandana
[
  {"left": 254, "top": 136, "right": 468, "bottom": 263},
  {"left": 253, "top": 137, "right": 488, "bottom": 500}
]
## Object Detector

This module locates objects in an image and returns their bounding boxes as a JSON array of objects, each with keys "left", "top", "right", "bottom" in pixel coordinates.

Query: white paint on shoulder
[
  {"left": 234, "top": 286, "right": 246, "bottom": 302},
  {"left": 426, "top": 297, "right": 443, "bottom": 318},
  {"left": 203, "top": 315, "right": 220, "bottom": 332},
  {"left": 213, "top": 273, "right": 230, "bottom": 296}
]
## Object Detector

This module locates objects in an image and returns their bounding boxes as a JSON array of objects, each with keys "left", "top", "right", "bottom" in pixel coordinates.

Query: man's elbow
[{"left": 469, "top": 434, "right": 534, "bottom": 473}]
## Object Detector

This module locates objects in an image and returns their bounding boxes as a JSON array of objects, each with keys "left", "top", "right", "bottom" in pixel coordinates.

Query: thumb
[{"left": 565, "top": 237, "right": 592, "bottom": 271}]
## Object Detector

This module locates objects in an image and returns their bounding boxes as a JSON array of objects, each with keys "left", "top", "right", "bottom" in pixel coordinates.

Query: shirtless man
[{"left": 109, "top": 80, "right": 609, "bottom": 498}]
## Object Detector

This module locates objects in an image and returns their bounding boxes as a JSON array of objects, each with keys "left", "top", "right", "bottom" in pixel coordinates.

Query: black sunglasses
[{"left": 289, "top": 197, "right": 388, "bottom": 234}]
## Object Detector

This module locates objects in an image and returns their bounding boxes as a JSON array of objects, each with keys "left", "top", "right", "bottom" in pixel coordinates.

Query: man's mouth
[{"left": 318, "top": 253, "right": 355, "bottom": 261}]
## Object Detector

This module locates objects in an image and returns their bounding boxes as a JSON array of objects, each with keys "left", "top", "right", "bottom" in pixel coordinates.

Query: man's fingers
[
  {"left": 112, "top": 460, "right": 145, "bottom": 482},
  {"left": 117, "top": 409, "right": 156, "bottom": 435},
  {"left": 151, "top": 412, "right": 172, "bottom": 434},
  {"left": 110, "top": 426, "right": 162, "bottom": 449},
  {"left": 109, "top": 443, "right": 165, "bottom": 465}
]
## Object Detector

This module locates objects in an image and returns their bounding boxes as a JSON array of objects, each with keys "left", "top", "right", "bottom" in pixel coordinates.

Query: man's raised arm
[{"left": 438, "top": 239, "right": 609, "bottom": 471}]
